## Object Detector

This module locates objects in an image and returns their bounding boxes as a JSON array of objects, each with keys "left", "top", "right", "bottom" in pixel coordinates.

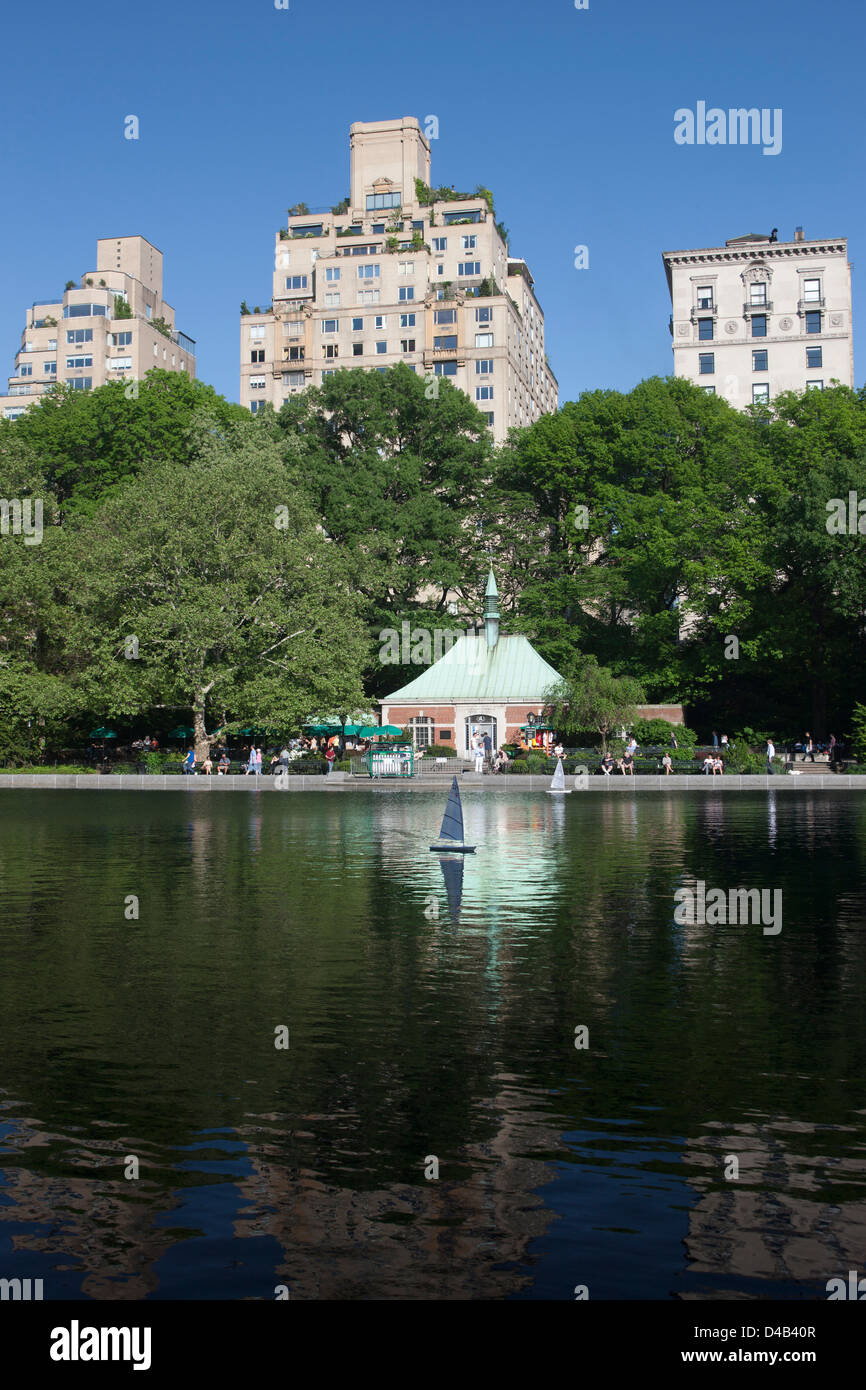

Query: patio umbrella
[
  {"left": 377, "top": 725, "right": 406, "bottom": 737},
  {"left": 89, "top": 727, "right": 117, "bottom": 738},
  {"left": 168, "top": 725, "right": 194, "bottom": 739}
]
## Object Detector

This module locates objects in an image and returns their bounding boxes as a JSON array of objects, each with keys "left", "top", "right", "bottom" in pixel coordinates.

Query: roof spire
[{"left": 484, "top": 568, "right": 499, "bottom": 649}]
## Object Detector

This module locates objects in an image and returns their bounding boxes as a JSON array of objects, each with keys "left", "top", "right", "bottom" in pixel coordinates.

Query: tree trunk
[{"left": 193, "top": 689, "right": 218, "bottom": 763}]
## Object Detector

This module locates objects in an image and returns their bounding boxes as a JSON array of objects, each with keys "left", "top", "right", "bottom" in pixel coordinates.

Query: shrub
[
  {"left": 851, "top": 704, "right": 866, "bottom": 764},
  {"left": 424, "top": 743, "right": 456, "bottom": 757},
  {"left": 632, "top": 719, "right": 696, "bottom": 748},
  {"left": 335, "top": 759, "right": 351, "bottom": 772}
]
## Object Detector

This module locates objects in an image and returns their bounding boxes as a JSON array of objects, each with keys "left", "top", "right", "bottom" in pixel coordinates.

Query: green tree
[
  {"left": 545, "top": 655, "right": 646, "bottom": 752},
  {"left": 58, "top": 419, "right": 369, "bottom": 760}
]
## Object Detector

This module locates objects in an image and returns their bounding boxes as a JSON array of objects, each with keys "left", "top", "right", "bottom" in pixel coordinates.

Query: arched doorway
[{"left": 465, "top": 714, "right": 497, "bottom": 754}]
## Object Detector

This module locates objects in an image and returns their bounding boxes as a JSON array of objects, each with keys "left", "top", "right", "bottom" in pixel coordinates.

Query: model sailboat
[
  {"left": 547, "top": 759, "right": 572, "bottom": 795},
  {"left": 430, "top": 776, "right": 476, "bottom": 853}
]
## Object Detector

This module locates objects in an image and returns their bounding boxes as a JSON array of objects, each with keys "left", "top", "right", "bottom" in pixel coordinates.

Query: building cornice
[{"left": 663, "top": 241, "right": 847, "bottom": 268}]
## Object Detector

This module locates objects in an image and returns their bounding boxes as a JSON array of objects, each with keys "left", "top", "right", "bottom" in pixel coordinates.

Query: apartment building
[
  {"left": 240, "top": 118, "right": 558, "bottom": 442},
  {"left": 0, "top": 236, "right": 196, "bottom": 421},
  {"left": 663, "top": 229, "right": 853, "bottom": 409}
]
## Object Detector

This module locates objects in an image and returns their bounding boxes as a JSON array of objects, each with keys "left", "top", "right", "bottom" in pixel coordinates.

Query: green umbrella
[
  {"left": 89, "top": 727, "right": 117, "bottom": 738},
  {"left": 168, "top": 725, "right": 195, "bottom": 739},
  {"left": 377, "top": 725, "right": 406, "bottom": 737}
]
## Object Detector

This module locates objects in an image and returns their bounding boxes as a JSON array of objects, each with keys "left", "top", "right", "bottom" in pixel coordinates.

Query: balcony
[
  {"left": 743, "top": 301, "right": 772, "bottom": 316},
  {"left": 798, "top": 297, "right": 825, "bottom": 313}
]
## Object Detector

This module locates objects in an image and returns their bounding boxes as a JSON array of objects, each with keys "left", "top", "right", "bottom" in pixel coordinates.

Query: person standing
[
  {"left": 829, "top": 733, "right": 837, "bottom": 768},
  {"left": 474, "top": 735, "right": 484, "bottom": 774},
  {"left": 670, "top": 731, "right": 678, "bottom": 749},
  {"left": 720, "top": 734, "right": 729, "bottom": 751},
  {"left": 766, "top": 738, "right": 775, "bottom": 774},
  {"left": 712, "top": 731, "right": 719, "bottom": 749},
  {"left": 802, "top": 732, "right": 815, "bottom": 763},
  {"left": 255, "top": 746, "right": 263, "bottom": 775},
  {"left": 483, "top": 732, "right": 493, "bottom": 767},
  {"left": 325, "top": 743, "right": 336, "bottom": 775}
]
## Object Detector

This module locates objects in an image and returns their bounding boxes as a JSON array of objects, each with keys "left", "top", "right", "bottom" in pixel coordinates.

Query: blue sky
[{"left": 2, "top": 0, "right": 862, "bottom": 405}]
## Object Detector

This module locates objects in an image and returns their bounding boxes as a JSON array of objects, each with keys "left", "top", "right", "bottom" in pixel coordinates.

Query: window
[
  {"left": 458, "top": 261, "right": 481, "bottom": 276},
  {"left": 284, "top": 321, "right": 303, "bottom": 336},
  {"left": 475, "top": 306, "right": 493, "bottom": 323},
  {"left": 434, "top": 360, "right": 458, "bottom": 376},
  {"left": 324, "top": 344, "right": 339, "bottom": 359},
  {"left": 432, "top": 237, "right": 447, "bottom": 252},
  {"left": 697, "top": 318, "right": 713, "bottom": 341},
  {"left": 251, "top": 349, "right": 265, "bottom": 363},
  {"left": 698, "top": 352, "right": 714, "bottom": 375},
  {"left": 321, "top": 319, "right": 339, "bottom": 334},
  {"left": 69, "top": 377, "right": 92, "bottom": 390},
  {"left": 67, "top": 328, "right": 93, "bottom": 344},
  {"left": 475, "top": 332, "right": 494, "bottom": 347},
  {"left": 357, "top": 289, "right": 380, "bottom": 304},
  {"left": 325, "top": 267, "right": 341, "bottom": 282},
  {"left": 751, "top": 314, "right": 767, "bottom": 338},
  {"left": 434, "top": 309, "right": 456, "bottom": 324},
  {"left": 250, "top": 400, "right": 266, "bottom": 414},
  {"left": 47, "top": 339, "right": 57, "bottom": 350},
  {"left": 286, "top": 345, "right": 304, "bottom": 361},
  {"left": 376, "top": 341, "right": 387, "bottom": 354},
  {"left": 18, "top": 363, "right": 32, "bottom": 376},
  {"left": 398, "top": 262, "right": 414, "bottom": 275},
  {"left": 399, "top": 286, "right": 414, "bottom": 301},
  {"left": 476, "top": 385, "right": 493, "bottom": 401},
  {"left": 434, "top": 335, "right": 458, "bottom": 350},
  {"left": 752, "top": 383, "right": 770, "bottom": 404},
  {"left": 803, "top": 278, "right": 821, "bottom": 303},
  {"left": 109, "top": 356, "right": 133, "bottom": 370},
  {"left": 806, "top": 346, "right": 823, "bottom": 368},
  {"left": 352, "top": 317, "right": 363, "bottom": 331},
  {"left": 249, "top": 326, "right": 266, "bottom": 339},
  {"left": 752, "top": 349, "right": 768, "bottom": 372},
  {"left": 283, "top": 371, "right": 305, "bottom": 387},
  {"left": 285, "top": 275, "right": 308, "bottom": 290},
  {"left": 66, "top": 356, "right": 92, "bottom": 369},
  {"left": 749, "top": 283, "right": 767, "bottom": 306},
  {"left": 374, "top": 315, "right": 387, "bottom": 330},
  {"left": 43, "top": 361, "right": 57, "bottom": 375},
  {"left": 366, "top": 192, "right": 401, "bottom": 210},
  {"left": 437, "top": 264, "right": 445, "bottom": 275},
  {"left": 371, "top": 223, "right": 385, "bottom": 234},
  {"left": 400, "top": 313, "right": 415, "bottom": 328},
  {"left": 249, "top": 377, "right": 266, "bottom": 390},
  {"left": 485, "top": 412, "right": 494, "bottom": 426},
  {"left": 476, "top": 359, "right": 494, "bottom": 374},
  {"left": 324, "top": 292, "right": 341, "bottom": 307},
  {"left": 805, "top": 310, "right": 822, "bottom": 334},
  {"left": 112, "top": 331, "right": 132, "bottom": 347},
  {"left": 409, "top": 716, "right": 434, "bottom": 750},
  {"left": 352, "top": 343, "right": 363, "bottom": 356},
  {"left": 443, "top": 208, "right": 480, "bottom": 224},
  {"left": 400, "top": 338, "right": 416, "bottom": 352},
  {"left": 702, "top": 385, "right": 716, "bottom": 395},
  {"left": 807, "top": 379, "right": 824, "bottom": 390},
  {"left": 322, "top": 370, "right": 336, "bottom": 378},
  {"left": 63, "top": 303, "right": 107, "bottom": 318},
  {"left": 696, "top": 286, "right": 714, "bottom": 310},
  {"left": 357, "top": 264, "right": 380, "bottom": 280},
  {"left": 461, "top": 234, "right": 478, "bottom": 250}
]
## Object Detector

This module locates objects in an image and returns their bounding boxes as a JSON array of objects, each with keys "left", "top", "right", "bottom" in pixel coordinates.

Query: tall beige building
[
  {"left": 663, "top": 229, "right": 854, "bottom": 410},
  {"left": 0, "top": 236, "right": 196, "bottom": 421},
  {"left": 240, "top": 118, "right": 557, "bottom": 442}
]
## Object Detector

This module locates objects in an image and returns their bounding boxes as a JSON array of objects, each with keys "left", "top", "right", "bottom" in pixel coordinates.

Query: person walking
[
  {"left": 183, "top": 747, "right": 195, "bottom": 775},
  {"left": 255, "top": 746, "right": 263, "bottom": 776},
  {"left": 325, "top": 743, "right": 336, "bottom": 775},
  {"left": 766, "top": 738, "right": 775, "bottom": 774},
  {"left": 802, "top": 732, "right": 815, "bottom": 763}
]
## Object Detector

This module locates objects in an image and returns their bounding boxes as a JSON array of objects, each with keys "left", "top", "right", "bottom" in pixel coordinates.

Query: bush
[
  {"left": 335, "top": 759, "right": 351, "bottom": 772},
  {"left": 632, "top": 719, "right": 696, "bottom": 748},
  {"left": 851, "top": 704, "right": 866, "bottom": 764},
  {"left": 424, "top": 743, "right": 456, "bottom": 757}
]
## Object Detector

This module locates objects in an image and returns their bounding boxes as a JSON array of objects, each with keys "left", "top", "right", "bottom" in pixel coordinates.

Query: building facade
[
  {"left": 240, "top": 118, "right": 558, "bottom": 443},
  {"left": 0, "top": 236, "right": 196, "bottom": 421},
  {"left": 663, "top": 229, "right": 853, "bottom": 410}
]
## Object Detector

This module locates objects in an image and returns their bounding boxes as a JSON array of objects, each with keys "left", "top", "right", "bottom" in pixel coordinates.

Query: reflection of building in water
[
  {"left": 680, "top": 1119, "right": 866, "bottom": 1297},
  {"left": 234, "top": 1079, "right": 560, "bottom": 1299}
]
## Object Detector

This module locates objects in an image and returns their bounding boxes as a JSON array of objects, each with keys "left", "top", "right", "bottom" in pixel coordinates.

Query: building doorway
[{"left": 465, "top": 714, "right": 497, "bottom": 754}]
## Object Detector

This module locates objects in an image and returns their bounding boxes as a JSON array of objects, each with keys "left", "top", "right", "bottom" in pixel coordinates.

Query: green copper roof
[
  {"left": 485, "top": 569, "right": 498, "bottom": 597},
  {"left": 382, "top": 633, "right": 563, "bottom": 703}
]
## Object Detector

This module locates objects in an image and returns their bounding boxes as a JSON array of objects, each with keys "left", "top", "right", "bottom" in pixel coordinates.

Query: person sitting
[
  {"left": 702, "top": 754, "right": 714, "bottom": 775},
  {"left": 662, "top": 752, "right": 673, "bottom": 775},
  {"left": 621, "top": 752, "right": 634, "bottom": 776},
  {"left": 600, "top": 752, "right": 614, "bottom": 775},
  {"left": 202, "top": 755, "right": 213, "bottom": 776},
  {"left": 712, "top": 756, "right": 724, "bottom": 776},
  {"left": 218, "top": 752, "right": 230, "bottom": 775}
]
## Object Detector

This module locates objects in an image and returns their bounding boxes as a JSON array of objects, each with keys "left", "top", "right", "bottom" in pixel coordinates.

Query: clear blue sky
[{"left": 2, "top": 0, "right": 862, "bottom": 404}]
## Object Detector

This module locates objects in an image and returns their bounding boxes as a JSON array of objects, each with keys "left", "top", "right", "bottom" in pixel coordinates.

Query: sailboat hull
[
  {"left": 546, "top": 789, "right": 572, "bottom": 795},
  {"left": 430, "top": 843, "right": 476, "bottom": 853}
]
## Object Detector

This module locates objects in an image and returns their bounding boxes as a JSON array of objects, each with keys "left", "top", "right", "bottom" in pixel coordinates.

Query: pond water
[{"left": 0, "top": 787, "right": 864, "bottom": 1300}]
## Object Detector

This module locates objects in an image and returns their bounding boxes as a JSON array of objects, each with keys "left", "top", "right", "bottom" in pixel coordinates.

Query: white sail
[{"left": 547, "top": 758, "right": 572, "bottom": 794}]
